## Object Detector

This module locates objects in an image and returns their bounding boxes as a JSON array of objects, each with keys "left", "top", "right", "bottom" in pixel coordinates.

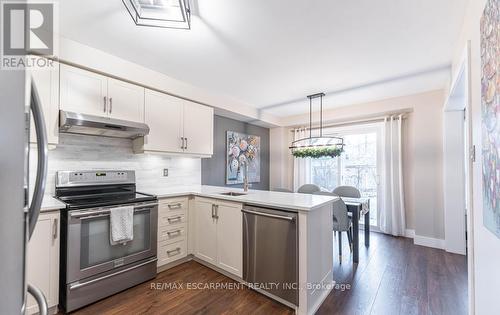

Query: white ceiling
[{"left": 58, "top": 0, "right": 468, "bottom": 118}]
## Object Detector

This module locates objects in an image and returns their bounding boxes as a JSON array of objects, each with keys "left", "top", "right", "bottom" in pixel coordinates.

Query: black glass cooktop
[{"left": 55, "top": 184, "right": 156, "bottom": 210}]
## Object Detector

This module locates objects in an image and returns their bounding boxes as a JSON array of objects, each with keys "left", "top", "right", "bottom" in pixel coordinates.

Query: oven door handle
[
  {"left": 68, "top": 258, "right": 158, "bottom": 291},
  {"left": 70, "top": 205, "right": 155, "bottom": 219}
]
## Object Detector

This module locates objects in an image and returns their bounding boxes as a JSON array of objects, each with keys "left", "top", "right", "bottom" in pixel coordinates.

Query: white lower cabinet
[
  {"left": 26, "top": 211, "right": 60, "bottom": 314},
  {"left": 194, "top": 198, "right": 243, "bottom": 277},
  {"left": 158, "top": 238, "right": 188, "bottom": 266},
  {"left": 157, "top": 197, "right": 189, "bottom": 268},
  {"left": 215, "top": 202, "right": 243, "bottom": 276},
  {"left": 193, "top": 199, "right": 218, "bottom": 265}
]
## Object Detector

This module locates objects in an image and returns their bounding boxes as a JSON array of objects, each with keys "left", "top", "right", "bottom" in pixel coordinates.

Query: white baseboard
[
  {"left": 413, "top": 234, "right": 445, "bottom": 250},
  {"left": 405, "top": 229, "right": 415, "bottom": 238}
]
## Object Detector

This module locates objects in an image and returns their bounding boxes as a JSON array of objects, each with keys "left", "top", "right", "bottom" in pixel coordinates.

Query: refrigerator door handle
[
  {"left": 28, "top": 78, "right": 48, "bottom": 239},
  {"left": 27, "top": 284, "right": 48, "bottom": 315}
]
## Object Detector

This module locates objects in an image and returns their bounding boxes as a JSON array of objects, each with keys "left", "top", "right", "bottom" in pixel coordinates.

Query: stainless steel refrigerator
[{"left": 0, "top": 70, "right": 49, "bottom": 314}]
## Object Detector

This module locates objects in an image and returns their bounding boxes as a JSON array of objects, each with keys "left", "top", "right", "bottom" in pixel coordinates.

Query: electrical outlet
[{"left": 163, "top": 169, "right": 169, "bottom": 177}]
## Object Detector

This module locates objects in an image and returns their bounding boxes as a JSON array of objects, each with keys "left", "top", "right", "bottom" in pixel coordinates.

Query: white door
[
  {"left": 107, "top": 78, "right": 145, "bottom": 123},
  {"left": 194, "top": 199, "right": 218, "bottom": 265},
  {"left": 60, "top": 64, "right": 108, "bottom": 117},
  {"left": 183, "top": 101, "right": 213, "bottom": 155},
  {"left": 142, "top": 89, "right": 183, "bottom": 153},
  {"left": 29, "top": 57, "right": 59, "bottom": 145},
  {"left": 26, "top": 212, "right": 60, "bottom": 314},
  {"left": 216, "top": 202, "right": 243, "bottom": 277}
]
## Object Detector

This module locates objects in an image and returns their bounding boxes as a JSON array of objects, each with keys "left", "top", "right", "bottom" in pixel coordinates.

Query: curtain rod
[{"left": 289, "top": 111, "right": 411, "bottom": 132}]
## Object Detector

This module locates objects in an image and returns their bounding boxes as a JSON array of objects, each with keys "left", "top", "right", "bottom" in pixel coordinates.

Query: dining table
[{"left": 342, "top": 197, "right": 371, "bottom": 263}]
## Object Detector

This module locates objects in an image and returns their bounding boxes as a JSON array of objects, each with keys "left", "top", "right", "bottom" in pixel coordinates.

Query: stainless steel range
[{"left": 55, "top": 170, "right": 158, "bottom": 313}]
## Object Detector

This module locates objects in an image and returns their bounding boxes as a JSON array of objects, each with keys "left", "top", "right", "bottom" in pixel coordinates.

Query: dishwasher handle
[{"left": 242, "top": 209, "right": 296, "bottom": 222}]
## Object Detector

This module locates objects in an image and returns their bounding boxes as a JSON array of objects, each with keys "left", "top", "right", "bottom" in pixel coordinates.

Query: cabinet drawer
[
  {"left": 159, "top": 212, "right": 187, "bottom": 227},
  {"left": 158, "top": 224, "right": 187, "bottom": 244},
  {"left": 158, "top": 239, "right": 187, "bottom": 266},
  {"left": 159, "top": 197, "right": 189, "bottom": 215}
]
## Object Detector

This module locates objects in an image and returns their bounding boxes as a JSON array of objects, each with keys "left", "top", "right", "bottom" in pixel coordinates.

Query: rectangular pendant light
[{"left": 123, "top": 0, "right": 191, "bottom": 29}]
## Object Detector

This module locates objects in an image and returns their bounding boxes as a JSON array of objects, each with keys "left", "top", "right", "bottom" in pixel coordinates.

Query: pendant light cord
[
  {"left": 320, "top": 94, "right": 323, "bottom": 137},
  {"left": 309, "top": 96, "right": 312, "bottom": 139}
]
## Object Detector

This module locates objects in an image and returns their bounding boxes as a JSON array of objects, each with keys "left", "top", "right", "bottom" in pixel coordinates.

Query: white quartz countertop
[
  {"left": 140, "top": 185, "right": 337, "bottom": 212},
  {"left": 41, "top": 195, "right": 66, "bottom": 212}
]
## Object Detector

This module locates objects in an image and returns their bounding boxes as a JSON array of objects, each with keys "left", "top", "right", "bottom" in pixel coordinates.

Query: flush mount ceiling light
[
  {"left": 289, "top": 93, "right": 344, "bottom": 158},
  {"left": 123, "top": 0, "right": 191, "bottom": 29}
]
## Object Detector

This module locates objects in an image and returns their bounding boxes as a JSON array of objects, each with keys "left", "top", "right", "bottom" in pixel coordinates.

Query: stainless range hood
[{"left": 59, "top": 111, "right": 150, "bottom": 139}]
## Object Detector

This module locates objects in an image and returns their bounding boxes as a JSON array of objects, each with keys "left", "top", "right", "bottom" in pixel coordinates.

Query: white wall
[
  {"left": 451, "top": 0, "right": 499, "bottom": 313},
  {"left": 270, "top": 90, "right": 446, "bottom": 239},
  {"left": 30, "top": 134, "right": 201, "bottom": 196},
  {"left": 270, "top": 127, "right": 292, "bottom": 190}
]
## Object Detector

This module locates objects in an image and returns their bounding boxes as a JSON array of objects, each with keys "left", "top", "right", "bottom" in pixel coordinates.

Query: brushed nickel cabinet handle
[
  {"left": 52, "top": 218, "right": 58, "bottom": 240},
  {"left": 166, "top": 247, "right": 181, "bottom": 256},
  {"left": 109, "top": 97, "right": 113, "bottom": 114},
  {"left": 167, "top": 216, "right": 182, "bottom": 222},
  {"left": 214, "top": 205, "right": 219, "bottom": 219},
  {"left": 166, "top": 229, "right": 182, "bottom": 236},
  {"left": 103, "top": 96, "right": 107, "bottom": 113},
  {"left": 168, "top": 203, "right": 182, "bottom": 210}
]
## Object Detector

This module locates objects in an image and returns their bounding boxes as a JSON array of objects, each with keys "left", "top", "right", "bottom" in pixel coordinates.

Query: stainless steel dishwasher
[{"left": 242, "top": 205, "right": 298, "bottom": 306}]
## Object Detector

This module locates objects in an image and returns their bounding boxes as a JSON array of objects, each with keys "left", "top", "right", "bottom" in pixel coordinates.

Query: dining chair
[
  {"left": 332, "top": 186, "right": 361, "bottom": 198},
  {"left": 332, "top": 186, "right": 361, "bottom": 220},
  {"left": 314, "top": 191, "right": 352, "bottom": 260},
  {"left": 272, "top": 188, "right": 293, "bottom": 193},
  {"left": 297, "top": 184, "right": 321, "bottom": 194}
]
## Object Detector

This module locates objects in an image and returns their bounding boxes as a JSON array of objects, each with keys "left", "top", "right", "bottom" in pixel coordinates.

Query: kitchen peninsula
[
  {"left": 42, "top": 185, "right": 336, "bottom": 315},
  {"left": 144, "top": 185, "right": 337, "bottom": 315}
]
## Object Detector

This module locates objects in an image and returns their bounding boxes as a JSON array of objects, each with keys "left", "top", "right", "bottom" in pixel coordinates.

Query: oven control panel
[{"left": 56, "top": 170, "right": 135, "bottom": 187}]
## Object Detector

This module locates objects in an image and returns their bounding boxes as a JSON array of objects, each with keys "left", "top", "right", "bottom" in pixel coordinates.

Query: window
[{"left": 311, "top": 125, "right": 381, "bottom": 227}]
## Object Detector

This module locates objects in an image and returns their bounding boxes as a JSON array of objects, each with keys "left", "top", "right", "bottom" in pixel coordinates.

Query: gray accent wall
[{"left": 202, "top": 115, "right": 270, "bottom": 190}]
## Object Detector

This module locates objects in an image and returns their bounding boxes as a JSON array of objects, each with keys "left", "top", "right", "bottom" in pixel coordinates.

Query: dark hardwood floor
[
  {"left": 70, "top": 232, "right": 467, "bottom": 315},
  {"left": 317, "top": 232, "right": 468, "bottom": 315}
]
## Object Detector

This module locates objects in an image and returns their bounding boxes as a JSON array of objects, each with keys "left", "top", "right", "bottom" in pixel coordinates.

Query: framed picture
[
  {"left": 226, "top": 131, "right": 261, "bottom": 185},
  {"left": 481, "top": 0, "right": 500, "bottom": 238}
]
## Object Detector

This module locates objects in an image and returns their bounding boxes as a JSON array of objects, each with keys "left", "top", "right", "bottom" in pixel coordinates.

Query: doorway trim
[{"left": 446, "top": 41, "right": 474, "bottom": 315}]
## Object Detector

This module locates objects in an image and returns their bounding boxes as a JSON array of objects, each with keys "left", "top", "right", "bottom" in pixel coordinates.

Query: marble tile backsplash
[{"left": 30, "top": 134, "right": 201, "bottom": 195}]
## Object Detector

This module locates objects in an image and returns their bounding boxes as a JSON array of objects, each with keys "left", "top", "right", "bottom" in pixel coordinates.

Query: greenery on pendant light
[{"left": 292, "top": 146, "right": 344, "bottom": 159}]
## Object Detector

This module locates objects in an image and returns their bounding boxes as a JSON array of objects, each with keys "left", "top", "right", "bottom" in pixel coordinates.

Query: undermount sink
[{"left": 219, "top": 192, "right": 247, "bottom": 197}]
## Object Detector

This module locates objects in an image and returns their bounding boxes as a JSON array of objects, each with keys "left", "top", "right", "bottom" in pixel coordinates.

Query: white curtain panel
[
  {"left": 379, "top": 115, "right": 406, "bottom": 236},
  {"left": 293, "top": 128, "right": 311, "bottom": 191}
]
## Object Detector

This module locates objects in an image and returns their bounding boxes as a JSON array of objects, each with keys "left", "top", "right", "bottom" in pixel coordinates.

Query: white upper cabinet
[
  {"left": 59, "top": 64, "right": 213, "bottom": 157},
  {"left": 107, "top": 78, "right": 145, "bottom": 122},
  {"left": 60, "top": 64, "right": 145, "bottom": 123},
  {"left": 60, "top": 64, "right": 108, "bottom": 117},
  {"left": 139, "top": 90, "right": 183, "bottom": 153},
  {"left": 134, "top": 89, "right": 214, "bottom": 156},
  {"left": 183, "top": 100, "right": 214, "bottom": 156},
  {"left": 29, "top": 56, "right": 59, "bottom": 146}
]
